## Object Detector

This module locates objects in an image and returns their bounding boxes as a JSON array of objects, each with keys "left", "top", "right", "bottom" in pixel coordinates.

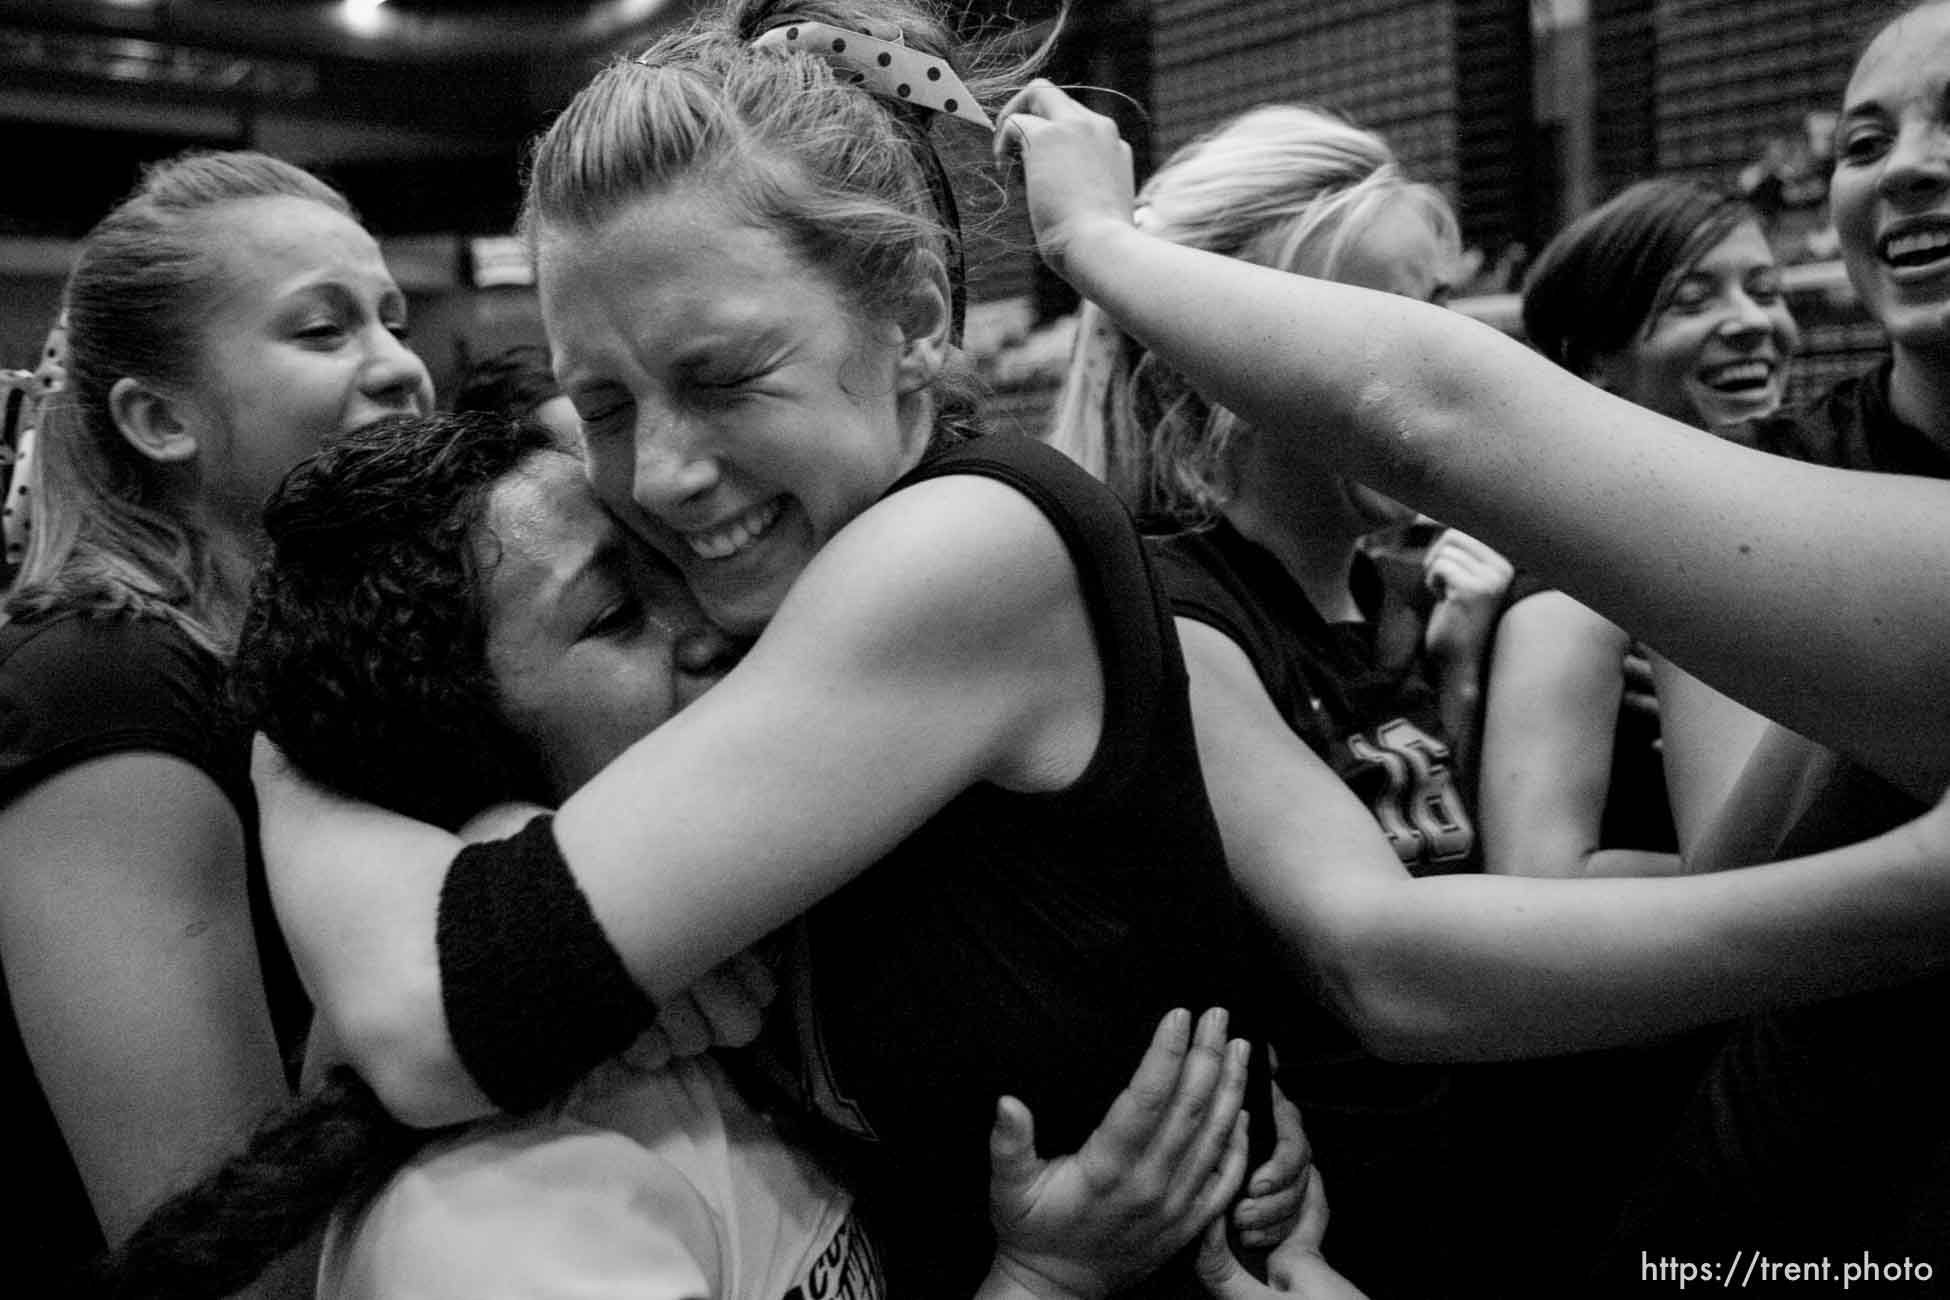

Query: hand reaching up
[{"left": 981, "top": 1007, "right": 1252, "bottom": 1300}]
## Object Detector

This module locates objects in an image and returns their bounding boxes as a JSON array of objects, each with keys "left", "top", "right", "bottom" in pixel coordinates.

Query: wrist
[
  {"left": 978, "top": 1253, "right": 1101, "bottom": 1300},
  {"left": 1057, "top": 218, "right": 1146, "bottom": 295}
]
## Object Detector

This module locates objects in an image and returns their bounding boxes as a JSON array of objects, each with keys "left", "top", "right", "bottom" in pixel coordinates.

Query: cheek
[
  {"left": 583, "top": 442, "right": 638, "bottom": 515},
  {"left": 1829, "top": 178, "right": 1878, "bottom": 252},
  {"left": 587, "top": 652, "right": 683, "bottom": 735},
  {"left": 1640, "top": 324, "right": 1706, "bottom": 377}
]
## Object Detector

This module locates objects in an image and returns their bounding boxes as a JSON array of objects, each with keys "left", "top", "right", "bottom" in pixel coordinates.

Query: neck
[
  {"left": 1887, "top": 346, "right": 1950, "bottom": 451},
  {"left": 1222, "top": 432, "right": 1369, "bottom": 621},
  {"left": 1222, "top": 493, "right": 1364, "bottom": 623},
  {"left": 186, "top": 506, "right": 263, "bottom": 654}
]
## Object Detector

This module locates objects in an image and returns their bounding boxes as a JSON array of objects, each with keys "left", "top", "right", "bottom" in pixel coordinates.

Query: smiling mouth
[
  {"left": 1879, "top": 225, "right": 1950, "bottom": 272},
  {"left": 683, "top": 499, "right": 783, "bottom": 561},
  {"left": 1698, "top": 360, "right": 1776, "bottom": 394}
]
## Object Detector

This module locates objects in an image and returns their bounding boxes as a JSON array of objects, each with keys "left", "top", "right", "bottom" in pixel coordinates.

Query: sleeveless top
[
  {"left": 0, "top": 611, "right": 308, "bottom": 1273},
  {"left": 754, "top": 432, "right": 1270, "bottom": 1294},
  {"left": 1153, "top": 519, "right": 1480, "bottom": 876}
]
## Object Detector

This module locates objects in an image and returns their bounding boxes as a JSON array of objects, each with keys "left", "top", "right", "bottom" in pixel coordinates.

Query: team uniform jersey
[
  {"left": 320, "top": 1054, "right": 880, "bottom": 1300},
  {"left": 1153, "top": 518, "right": 1479, "bottom": 876},
  {"left": 754, "top": 433, "right": 1271, "bottom": 1296},
  {"left": 0, "top": 611, "right": 308, "bottom": 1278},
  {"left": 1148, "top": 518, "right": 1474, "bottom": 1299},
  {"left": 1151, "top": 518, "right": 1715, "bottom": 1299}
]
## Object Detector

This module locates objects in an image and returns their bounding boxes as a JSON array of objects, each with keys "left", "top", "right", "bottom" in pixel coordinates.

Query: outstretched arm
[
  {"left": 998, "top": 81, "right": 1950, "bottom": 800},
  {"left": 1181, "top": 618, "right": 1950, "bottom": 1061}
]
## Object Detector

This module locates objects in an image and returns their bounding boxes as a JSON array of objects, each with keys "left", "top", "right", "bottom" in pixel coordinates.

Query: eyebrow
[{"left": 559, "top": 532, "right": 630, "bottom": 616}]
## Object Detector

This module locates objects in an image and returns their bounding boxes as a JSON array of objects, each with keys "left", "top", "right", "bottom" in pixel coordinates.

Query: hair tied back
[
  {"left": 748, "top": 19, "right": 994, "bottom": 128},
  {"left": 2, "top": 312, "right": 70, "bottom": 573}
]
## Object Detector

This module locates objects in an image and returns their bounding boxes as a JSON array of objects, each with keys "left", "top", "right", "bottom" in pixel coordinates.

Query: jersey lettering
[
  {"left": 1345, "top": 718, "right": 1474, "bottom": 870},
  {"left": 785, "top": 1212, "right": 887, "bottom": 1300}
]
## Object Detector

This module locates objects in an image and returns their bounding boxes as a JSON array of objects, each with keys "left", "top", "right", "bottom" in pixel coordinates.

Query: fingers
[
  {"left": 1081, "top": 1007, "right": 1251, "bottom": 1233},
  {"left": 1086, "top": 1007, "right": 1195, "bottom": 1161},
  {"left": 1166, "top": 1029, "right": 1251, "bottom": 1200},
  {"left": 727, "top": 947, "right": 779, "bottom": 1009},
  {"left": 644, "top": 950, "right": 777, "bottom": 1060},
  {"left": 1195, "top": 1216, "right": 1257, "bottom": 1300},
  {"left": 1620, "top": 645, "right": 1661, "bottom": 718},
  {"left": 1186, "top": 1109, "right": 1253, "bottom": 1238},
  {"left": 647, "top": 991, "right": 713, "bottom": 1059},
  {"left": 684, "top": 961, "right": 770, "bottom": 1049},
  {"left": 988, "top": 1094, "right": 1039, "bottom": 1182},
  {"left": 1234, "top": 1081, "right": 1312, "bottom": 1247},
  {"left": 1423, "top": 545, "right": 1512, "bottom": 602},
  {"left": 619, "top": 1026, "right": 673, "bottom": 1073},
  {"left": 993, "top": 79, "right": 1127, "bottom": 164},
  {"left": 1267, "top": 1169, "right": 1334, "bottom": 1287}
]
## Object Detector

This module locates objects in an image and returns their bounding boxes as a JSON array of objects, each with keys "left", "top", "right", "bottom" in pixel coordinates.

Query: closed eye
[
  {"left": 577, "top": 400, "right": 633, "bottom": 434},
  {"left": 295, "top": 319, "right": 349, "bottom": 344},
  {"left": 583, "top": 593, "right": 645, "bottom": 639}
]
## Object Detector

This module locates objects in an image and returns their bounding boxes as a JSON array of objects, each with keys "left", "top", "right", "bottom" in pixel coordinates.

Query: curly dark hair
[
  {"left": 231, "top": 410, "right": 561, "bottom": 831},
  {"left": 93, "top": 412, "right": 562, "bottom": 1298},
  {"left": 449, "top": 343, "right": 562, "bottom": 423}
]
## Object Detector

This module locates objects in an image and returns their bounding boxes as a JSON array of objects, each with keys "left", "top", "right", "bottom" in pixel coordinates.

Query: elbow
[
  {"left": 324, "top": 984, "right": 490, "bottom": 1130},
  {"left": 1302, "top": 927, "right": 1468, "bottom": 1063},
  {"left": 1348, "top": 314, "right": 1513, "bottom": 500},
  {"left": 1326, "top": 984, "right": 1454, "bottom": 1064}
]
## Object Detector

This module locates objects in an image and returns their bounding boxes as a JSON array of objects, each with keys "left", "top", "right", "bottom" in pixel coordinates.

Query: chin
[
  {"left": 1689, "top": 387, "right": 1783, "bottom": 432},
  {"left": 1880, "top": 306, "right": 1950, "bottom": 359},
  {"left": 699, "top": 586, "right": 783, "bottom": 640}
]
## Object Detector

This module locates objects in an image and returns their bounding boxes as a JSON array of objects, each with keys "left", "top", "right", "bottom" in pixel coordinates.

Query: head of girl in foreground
[
  {"left": 520, "top": 0, "right": 1040, "bottom": 636},
  {"left": 1055, "top": 103, "right": 1460, "bottom": 526},
  {"left": 234, "top": 411, "right": 724, "bottom": 831},
  {"left": 1831, "top": 0, "right": 1950, "bottom": 363},
  {"left": 1521, "top": 178, "right": 1798, "bottom": 431},
  {"left": 2, "top": 149, "right": 432, "bottom": 652}
]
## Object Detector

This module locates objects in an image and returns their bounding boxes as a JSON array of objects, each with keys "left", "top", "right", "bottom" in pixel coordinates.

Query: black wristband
[{"left": 437, "top": 814, "right": 656, "bottom": 1112}]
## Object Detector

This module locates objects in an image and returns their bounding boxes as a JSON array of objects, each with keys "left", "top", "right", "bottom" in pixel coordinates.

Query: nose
[
  {"left": 1717, "top": 291, "right": 1775, "bottom": 345},
  {"left": 674, "top": 623, "right": 745, "bottom": 678},
  {"left": 360, "top": 325, "right": 433, "bottom": 415},
  {"left": 1877, "top": 118, "right": 1950, "bottom": 206},
  {"left": 630, "top": 404, "right": 719, "bottom": 516}
]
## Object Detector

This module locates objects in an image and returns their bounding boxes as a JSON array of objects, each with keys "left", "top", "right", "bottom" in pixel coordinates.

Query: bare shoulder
[{"left": 775, "top": 472, "right": 1089, "bottom": 664}]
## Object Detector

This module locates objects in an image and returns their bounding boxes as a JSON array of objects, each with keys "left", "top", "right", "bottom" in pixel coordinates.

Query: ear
[
  {"left": 893, "top": 258, "right": 953, "bottom": 396},
  {"left": 108, "top": 377, "right": 201, "bottom": 464}
]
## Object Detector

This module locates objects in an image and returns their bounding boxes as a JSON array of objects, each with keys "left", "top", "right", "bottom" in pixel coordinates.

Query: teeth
[
  {"left": 1702, "top": 361, "right": 1772, "bottom": 389},
  {"left": 685, "top": 499, "right": 781, "bottom": 560},
  {"left": 1883, "top": 227, "right": 1950, "bottom": 265}
]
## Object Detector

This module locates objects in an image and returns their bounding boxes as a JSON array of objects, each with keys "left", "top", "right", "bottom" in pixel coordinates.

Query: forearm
[
  {"left": 1058, "top": 221, "right": 1950, "bottom": 795},
  {"left": 1653, "top": 654, "right": 1777, "bottom": 861},
  {"left": 1303, "top": 818, "right": 1950, "bottom": 1060},
  {"left": 1583, "top": 848, "right": 1685, "bottom": 878},
  {"left": 256, "top": 742, "right": 487, "bottom": 1127},
  {"left": 1685, "top": 722, "right": 1837, "bottom": 874}
]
